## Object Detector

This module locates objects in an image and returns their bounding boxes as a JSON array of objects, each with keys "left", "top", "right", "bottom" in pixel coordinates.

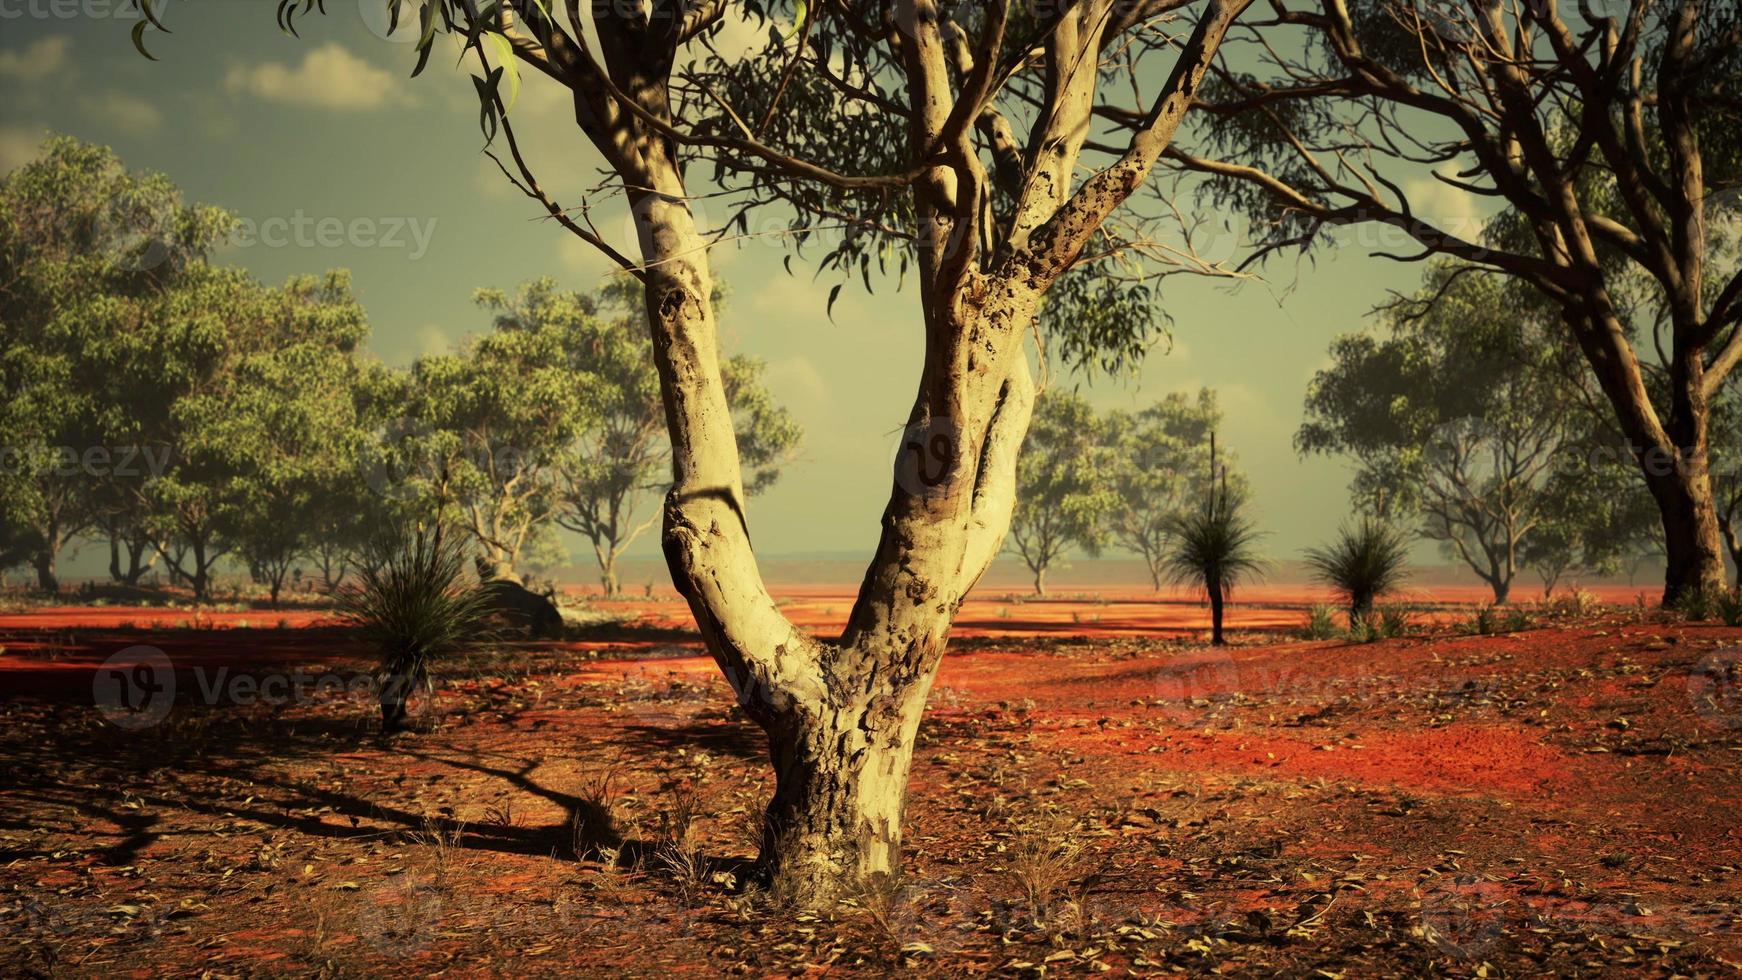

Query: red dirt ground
[{"left": 1, "top": 592, "right": 1738, "bottom": 976}]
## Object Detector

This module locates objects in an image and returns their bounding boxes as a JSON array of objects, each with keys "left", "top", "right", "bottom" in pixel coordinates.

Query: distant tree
[
  {"left": 1106, "top": 390, "right": 1231, "bottom": 590},
  {"left": 484, "top": 277, "right": 799, "bottom": 596},
  {"left": 1300, "top": 271, "right": 1603, "bottom": 603},
  {"left": 0, "top": 135, "right": 229, "bottom": 592},
  {"left": 394, "top": 292, "right": 591, "bottom": 582},
  {"left": 214, "top": 273, "right": 374, "bottom": 606},
  {"left": 1158, "top": 439, "right": 1266, "bottom": 645},
  {"left": 1169, "top": 0, "right": 1742, "bottom": 603},
  {"left": 1008, "top": 390, "right": 1118, "bottom": 596}
]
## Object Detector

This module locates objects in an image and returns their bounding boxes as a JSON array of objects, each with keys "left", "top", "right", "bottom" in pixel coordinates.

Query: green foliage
[
  {"left": 1715, "top": 589, "right": 1742, "bottom": 628},
  {"left": 480, "top": 276, "right": 800, "bottom": 593},
  {"left": 335, "top": 520, "right": 487, "bottom": 730},
  {"left": 1300, "top": 603, "right": 1339, "bottom": 641},
  {"left": 1304, "top": 518, "right": 1412, "bottom": 620},
  {"left": 1673, "top": 586, "right": 1720, "bottom": 623},
  {"left": 1377, "top": 605, "right": 1413, "bottom": 639},
  {"left": 1007, "top": 389, "right": 1120, "bottom": 595},
  {"left": 1106, "top": 390, "right": 1234, "bottom": 591},
  {"left": 0, "top": 135, "right": 233, "bottom": 589},
  {"left": 1300, "top": 267, "right": 1652, "bottom": 602},
  {"left": 1158, "top": 488, "right": 1268, "bottom": 610}
]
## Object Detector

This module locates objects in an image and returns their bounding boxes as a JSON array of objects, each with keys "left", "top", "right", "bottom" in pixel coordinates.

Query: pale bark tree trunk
[
  {"left": 628, "top": 172, "right": 1038, "bottom": 892},
  {"left": 420, "top": 0, "right": 1247, "bottom": 903}
]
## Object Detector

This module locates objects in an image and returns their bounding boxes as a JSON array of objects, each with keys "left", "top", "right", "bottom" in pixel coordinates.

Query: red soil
[{"left": 1, "top": 593, "right": 1738, "bottom": 976}]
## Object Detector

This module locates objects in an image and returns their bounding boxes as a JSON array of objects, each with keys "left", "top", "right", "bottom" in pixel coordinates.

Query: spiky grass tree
[
  {"left": 1160, "top": 441, "right": 1267, "bottom": 646},
  {"left": 335, "top": 522, "right": 487, "bottom": 733},
  {"left": 1304, "top": 518, "right": 1413, "bottom": 626}
]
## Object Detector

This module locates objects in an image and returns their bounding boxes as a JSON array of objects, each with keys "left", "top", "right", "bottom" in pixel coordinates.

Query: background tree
[
  {"left": 394, "top": 291, "right": 590, "bottom": 583},
  {"left": 1165, "top": 0, "right": 1742, "bottom": 603},
  {"left": 1106, "top": 389, "right": 1228, "bottom": 590},
  {"left": 1300, "top": 270, "right": 1598, "bottom": 603},
  {"left": 1007, "top": 389, "right": 1118, "bottom": 596},
  {"left": 247, "top": 0, "right": 1255, "bottom": 899},
  {"left": 484, "top": 277, "right": 801, "bottom": 596},
  {"left": 213, "top": 273, "right": 374, "bottom": 607},
  {"left": 0, "top": 136, "right": 228, "bottom": 592}
]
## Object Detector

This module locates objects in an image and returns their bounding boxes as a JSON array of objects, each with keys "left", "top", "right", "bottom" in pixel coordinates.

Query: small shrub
[
  {"left": 1470, "top": 605, "right": 1498, "bottom": 636},
  {"left": 1379, "top": 604, "right": 1413, "bottom": 638},
  {"left": 1501, "top": 604, "right": 1532, "bottom": 632},
  {"left": 1346, "top": 613, "right": 1382, "bottom": 644},
  {"left": 1547, "top": 588, "right": 1602, "bottom": 618},
  {"left": 1300, "top": 604, "right": 1339, "bottom": 640},
  {"left": 1717, "top": 589, "right": 1742, "bottom": 627},
  {"left": 1005, "top": 810, "right": 1086, "bottom": 922},
  {"left": 1674, "top": 586, "right": 1719, "bottom": 622},
  {"left": 335, "top": 521, "right": 488, "bottom": 733},
  {"left": 1304, "top": 517, "right": 1412, "bottom": 622}
]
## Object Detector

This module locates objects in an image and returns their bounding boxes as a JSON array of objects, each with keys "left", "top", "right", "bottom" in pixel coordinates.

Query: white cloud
[
  {"left": 0, "top": 36, "right": 70, "bottom": 80},
  {"left": 225, "top": 43, "right": 407, "bottom": 111},
  {"left": 0, "top": 126, "right": 46, "bottom": 174},
  {"left": 79, "top": 92, "right": 163, "bottom": 136}
]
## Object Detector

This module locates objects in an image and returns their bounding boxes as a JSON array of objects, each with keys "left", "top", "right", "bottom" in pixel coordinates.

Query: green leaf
[
  {"left": 484, "top": 32, "right": 520, "bottom": 113},
  {"left": 131, "top": 19, "right": 157, "bottom": 61}
]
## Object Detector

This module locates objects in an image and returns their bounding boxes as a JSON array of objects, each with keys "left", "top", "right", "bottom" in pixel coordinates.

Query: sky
[{"left": 0, "top": 1, "right": 1497, "bottom": 576}]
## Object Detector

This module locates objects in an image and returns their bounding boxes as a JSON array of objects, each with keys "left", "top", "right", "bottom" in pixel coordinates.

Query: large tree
[
  {"left": 1007, "top": 389, "right": 1117, "bottom": 596},
  {"left": 392, "top": 291, "right": 591, "bottom": 582},
  {"left": 214, "top": 273, "right": 375, "bottom": 607},
  {"left": 0, "top": 136, "right": 228, "bottom": 592},
  {"left": 1301, "top": 270, "right": 1608, "bottom": 602},
  {"left": 1162, "top": 0, "right": 1742, "bottom": 603},
  {"left": 223, "top": 0, "right": 1254, "bottom": 898}
]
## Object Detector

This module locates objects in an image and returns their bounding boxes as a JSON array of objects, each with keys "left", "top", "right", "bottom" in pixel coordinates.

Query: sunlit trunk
[{"left": 624, "top": 144, "right": 1033, "bottom": 901}]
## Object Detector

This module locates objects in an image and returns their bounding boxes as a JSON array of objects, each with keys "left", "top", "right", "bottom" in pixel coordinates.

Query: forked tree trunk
[
  {"left": 575, "top": 0, "right": 1243, "bottom": 903},
  {"left": 626, "top": 169, "right": 1034, "bottom": 898},
  {"left": 1032, "top": 565, "right": 1047, "bottom": 597}
]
